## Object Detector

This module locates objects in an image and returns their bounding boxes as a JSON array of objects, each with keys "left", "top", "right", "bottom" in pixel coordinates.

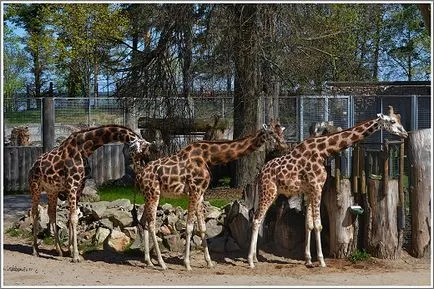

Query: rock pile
[{"left": 12, "top": 198, "right": 254, "bottom": 255}]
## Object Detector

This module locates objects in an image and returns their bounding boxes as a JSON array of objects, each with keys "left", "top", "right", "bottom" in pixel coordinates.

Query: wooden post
[
  {"left": 42, "top": 82, "right": 55, "bottom": 152},
  {"left": 352, "top": 145, "right": 359, "bottom": 194},
  {"left": 397, "top": 141, "right": 405, "bottom": 233},
  {"left": 335, "top": 153, "right": 341, "bottom": 193},
  {"left": 383, "top": 140, "right": 389, "bottom": 195},
  {"left": 408, "top": 129, "right": 431, "bottom": 258}
]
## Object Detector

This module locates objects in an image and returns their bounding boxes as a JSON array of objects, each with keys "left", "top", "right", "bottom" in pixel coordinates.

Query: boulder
[
  {"left": 208, "top": 236, "right": 226, "bottom": 253},
  {"left": 205, "top": 218, "right": 223, "bottom": 238},
  {"left": 163, "top": 234, "right": 184, "bottom": 252},
  {"left": 94, "top": 227, "right": 111, "bottom": 246},
  {"left": 122, "top": 226, "right": 137, "bottom": 240},
  {"left": 103, "top": 229, "right": 130, "bottom": 252},
  {"left": 107, "top": 199, "right": 132, "bottom": 211}
]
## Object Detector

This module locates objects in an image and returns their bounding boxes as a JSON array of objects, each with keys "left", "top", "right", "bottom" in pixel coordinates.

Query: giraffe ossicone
[{"left": 248, "top": 106, "right": 408, "bottom": 269}]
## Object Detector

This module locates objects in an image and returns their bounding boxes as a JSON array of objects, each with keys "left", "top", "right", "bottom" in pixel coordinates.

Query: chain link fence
[{"left": 3, "top": 93, "right": 430, "bottom": 147}]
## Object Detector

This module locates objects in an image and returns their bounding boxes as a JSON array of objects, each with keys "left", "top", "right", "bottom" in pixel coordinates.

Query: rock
[
  {"left": 208, "top": 236, "right": 226, "bottom": 253},
  {"left": 163, "top": 234, "right": 184, "bottom": 252},
  {"left": 122, "top": 226, "right": 137, "bottom": 240},
  {"left": 191, "top": 235, "right": 203, "bottom": 250},
  {"left": 175, "top": 219, "right": 186, "bottom": 232},
  {"left": 225, "top": 236, "right": 240, "bottom": 252},
  {"left": 160, "top": 225, "right": 172, "bottom": 236},
  {"left": 103, "top": 230, "right": 130, "bottom": 252},
  {"left": 103, "top": 208, "right": 133, "bottom": 229},
  {"left": 288, "top": 195, "right": 303, "bottom": 212},
  {"left": 161, "top": 203, "right": 173, "bottom": 214},
  {"left": 205, "top": 206, "right": 222, "bottom": 220},
  {"left": 205, "top": 218, "right": 223, "bottom": 238},
  {"left": 98, "top": 218, "right": 113, "bottom": 230},
  {"left": 228, "top": 213, "right": 250, "bottom": 251},
  {"left": 18, "top": 215, "right": 33, "bottom": 234},
  {"left": 108, "top": 199, "right": 132, "bottom": 211},
  {"left": 94, "top": 227, "right": 111, "bottom": 246},
  {"left": 80, "top": 185, "right": 100, "bottom": 203},
  {"left": 165, "top": 212, "right": 179, "bottom": 227},
  {"left": 83, "top": 201, "right": 110, "bottom": 220}
]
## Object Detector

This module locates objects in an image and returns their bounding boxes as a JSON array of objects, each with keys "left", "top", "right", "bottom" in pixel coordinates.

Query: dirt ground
[
  {"left": 2, "top": 232, "right": 432, "bottom": 287},
  {"left": 2, "top": 188, "right": 432, "bottom": 287}
]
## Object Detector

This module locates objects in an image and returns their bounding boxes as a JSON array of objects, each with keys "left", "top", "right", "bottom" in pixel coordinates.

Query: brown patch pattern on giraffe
[
  {"left": 248, "top": 106, "right": 408, "bottom": 269},
  {"left": 132, "top": 121, "right": 286, "bottom": 270},
  {"left": 29, "top": 124, "right": 150, "bottom": 262}
]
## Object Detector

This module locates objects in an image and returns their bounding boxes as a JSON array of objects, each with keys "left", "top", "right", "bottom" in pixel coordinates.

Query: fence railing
[{"left": 3, "top": 144, "right": 127, "bottom": 192}]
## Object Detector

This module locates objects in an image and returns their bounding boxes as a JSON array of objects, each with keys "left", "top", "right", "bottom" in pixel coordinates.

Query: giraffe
[
  {"left": 9, "top": 125, "right": 31, "bottom": 146},
  {"left": 248, "top": 106, "right": 408, "bottom": 268},
  {"left": 132, "top": 121, "right": 286, "bottom": 270},
  {"left": 28, "top": 124, "right": 150, "bottom": 262}
]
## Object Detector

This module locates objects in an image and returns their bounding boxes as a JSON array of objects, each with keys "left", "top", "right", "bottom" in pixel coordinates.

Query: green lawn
[{"left": 98, "top": 185, "right": 231, "bottom": 209}]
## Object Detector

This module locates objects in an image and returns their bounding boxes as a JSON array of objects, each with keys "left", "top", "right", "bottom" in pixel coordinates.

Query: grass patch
[
  {"left": 97, "top": 185, "right": 233, "bottom": 209},
  {"left": 348, "top": 249, "right": 371, "bottom": 263}
]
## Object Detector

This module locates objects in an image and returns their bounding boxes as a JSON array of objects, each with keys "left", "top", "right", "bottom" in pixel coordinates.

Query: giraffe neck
[
  {"left": 62, "top": 125, "right": 140, "bottom": 157},
  {"left": 321, "top": 117, "right": 380, "bottom": 157},
  {"left": 197, "top": 129, "right": 268, "bottom": 165}
]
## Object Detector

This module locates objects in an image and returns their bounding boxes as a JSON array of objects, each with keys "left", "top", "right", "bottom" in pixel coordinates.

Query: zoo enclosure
[{"left": 3, "top": 82, "right": 431, "bottom": 190}]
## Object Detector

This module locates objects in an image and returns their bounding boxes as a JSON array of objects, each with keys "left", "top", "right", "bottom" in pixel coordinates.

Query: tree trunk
[
  {"left": 322, "top": 178, "right": 358, "bottom": 258},
  {"left": 408, "top": 129, "right": 431, "bottom": 258},
  {"left": 232, "top": 4, "right": 262, "bottom": 189},
  {"left": 364, "top": 178, "right": 400, "bottom": 259}
]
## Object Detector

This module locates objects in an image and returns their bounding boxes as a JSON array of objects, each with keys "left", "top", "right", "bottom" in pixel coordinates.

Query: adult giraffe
[
  {"left": 29, "top": 124, "right": 151, "bottom": 262},
  {"left": 248, "top": 106, "right": 408, "bottom": 268},
  {"left": 133, "top": 121, "right": 286, "bottom": 270}
]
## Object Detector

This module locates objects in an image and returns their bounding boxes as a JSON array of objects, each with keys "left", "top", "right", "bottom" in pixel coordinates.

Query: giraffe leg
[
  {"left": 147, "top": 197, "right": 167, "bottom": 270},
  {"left": 305, "top": 200, "right": 314, "bottom": 268},
  {"left": 248, "top": 183, "right": 276, "bottom": 268},
  {"left": 47, "top": 200, "right": 62, "bottom": 257},
  {"left": 312, "top": 191, "right": 326, "bottom": 267},
  {"left": 184, "top": 195, "right": 199, "bottom": 271},
  {"left": 138, "top": 211, "right": 154, "bottom": 267},
  {"left": 30, "top": 182, "right": 41, "bottom": 257},
  {"left": 196, "top": 199, "right": 214, "bottom": 268},
  {"left": 68, "top": 190, "right": 80, "bottom": 263}
]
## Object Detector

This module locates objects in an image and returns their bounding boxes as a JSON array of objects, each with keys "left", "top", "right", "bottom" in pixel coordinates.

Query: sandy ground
[
  {"left": 2, "top": 232, "right": 432, "bottom": 287},
  {"left": 2, "top": 193, "right": 432, "bottom": 287}
]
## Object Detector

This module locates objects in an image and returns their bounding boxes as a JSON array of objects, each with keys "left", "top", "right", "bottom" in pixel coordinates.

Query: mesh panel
[
  {"left": 278, "top": 96, "right": 297, "bottom": 141},
  {"left": 417, "top": 96, "right": 431, "bottom": 129}
]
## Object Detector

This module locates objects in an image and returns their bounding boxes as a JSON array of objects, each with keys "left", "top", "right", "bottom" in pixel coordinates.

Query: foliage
[
  {"left": 3, "top": 25, "right": 29, "bottom": 98},
  {"left": 348, "top": 249, "right": 372, "bottom": 263},
  {"left": 3, "top": 3, "right": 430, "bottom": 99}
]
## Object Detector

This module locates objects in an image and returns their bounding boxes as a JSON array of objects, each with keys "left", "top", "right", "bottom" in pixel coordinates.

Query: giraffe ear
[
  {"left": 263, "top": 124, "right": 269, "bottom": 130},
  {"left": 377, "top": 113, "right": 385, "bottom": 119}
]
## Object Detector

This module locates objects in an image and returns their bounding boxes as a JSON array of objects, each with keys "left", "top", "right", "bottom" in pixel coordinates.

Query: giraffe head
[
  {"left": 262, "top": 120, "right": 287, "bottom": 150},
  {"left": 128, "top": 139, "right": 153, "bottom": 165},
  {"left": 377, "top": 105, "right": 408, "bottom": 138}
]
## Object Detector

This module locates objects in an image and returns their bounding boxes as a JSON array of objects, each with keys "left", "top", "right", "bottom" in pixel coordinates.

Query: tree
[
  {"left": 5, "top": 3, "right": 54, "bottom": 99},
  {"left": 3, "top": 25, "right": 28, "bottom": 100},
  {"left": 231, "top": 4, "right": 263, "bottom": 188},
  {"left": 381, "top": 4, "right": 430, "bottom": 80}
]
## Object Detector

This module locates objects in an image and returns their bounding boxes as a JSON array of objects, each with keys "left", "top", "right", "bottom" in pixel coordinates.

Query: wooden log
[
  {"left": 323, "top": 178, "right": 358, "bottom": 258},
  {"left": 408, "top": 129, "right": 431, "bottom": 258},
  {"left": 364, "top": 178, "right": 400, "bottom": 259}
]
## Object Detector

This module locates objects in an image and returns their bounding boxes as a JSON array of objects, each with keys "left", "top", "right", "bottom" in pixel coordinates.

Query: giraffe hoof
[
  {"left": 71, "top": 257, "right": 81, "bottom": 263},
  {"left": 206, "top": 261, "right": 215, "bottom": 269},
  {"left": 32, "top": 250, "right": 40, "bottom": 257},
  {"left": 305, "top": 263, "right": 314, "bottom": 268}
]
